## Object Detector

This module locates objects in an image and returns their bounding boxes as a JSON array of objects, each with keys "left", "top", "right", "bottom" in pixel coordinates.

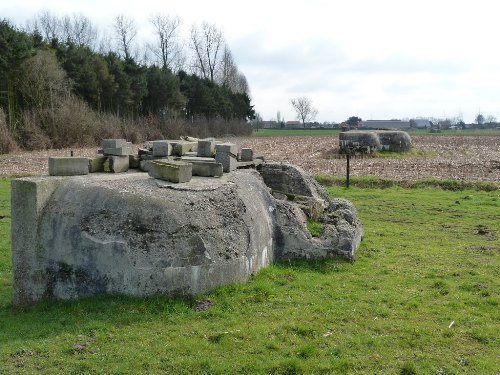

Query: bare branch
[
  {"left": 114, "top": 14, "right": 137, "bottom": 59},
  {"left": 149, "top": 14, "right": 183, "bottom": 71},
  {"left": 291, "top": 97, "right": 318, "bottom": 127}
]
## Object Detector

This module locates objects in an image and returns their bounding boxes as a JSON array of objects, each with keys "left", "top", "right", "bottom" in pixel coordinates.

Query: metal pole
[{"left": 346, "top": 153, "right": 350, "bottom": 188}]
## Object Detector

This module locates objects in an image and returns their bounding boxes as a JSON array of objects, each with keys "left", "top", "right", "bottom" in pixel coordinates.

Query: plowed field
[{"left": 1, "top": 135, "right": 499, "bottom": 182}]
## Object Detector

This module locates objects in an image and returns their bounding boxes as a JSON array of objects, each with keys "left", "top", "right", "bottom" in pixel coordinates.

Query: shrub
[{"left": 0, "top": 109, "right": 19, "bottom": 154}]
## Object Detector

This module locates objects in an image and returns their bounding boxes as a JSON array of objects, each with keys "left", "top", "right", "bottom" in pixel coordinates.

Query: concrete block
[
  {"left": 104, "top": 156, "right": 129, "bottom": 173},
  {"left": 180, "top": 156, "right": 217, "bottom": 163},
  {"left": 181, "top": 157, "right": 223, "bottom": 177},
  {"left": 172, "top": 141, "right": 197, "bottom": 156},
  {"left": 11, "top": 178, "right": 64, "bottom": 307},
  {"left": 139, "top": 157, "right": 172, "bottom": 172},
  {"left": 215, "top": 143, "right": 238, "bottom": 155},
  {"left": 49, "top": 157, "right": 89, "bottom": 176},
  {"left": 215, "top": 152, "right": 237, "bottom": 173},
  {"left": 88, "top": 156, "right": 106, "bottom": 173},
  {"left": 197, "top": 139, "right": 215, "bottom": 157},
  {"left": 148, "top": 160, "right": 192, "bottom": 183},
  {"left": 129, "top": 154, "right": 140, "bottom": 169},
  {"left": 102, "top": 139, "right": 127, "bottom": 149},
  {"left": 192, "top": 162, "right": 223, "bottom": 177},
  {"left": 138, "top": 148, "right": 152, "bottom": 156},
  {"left": 103, "top": 147, "right": 131, "bottom": 156},
  {"left": 152, "top": 140, "right": 172, "bottom": 157},
  {"left": 103, "top": 142, "right": 132, "bottom": 156},
  {"left": 240, "top": 148, "right": 253, "bottom": 161}
]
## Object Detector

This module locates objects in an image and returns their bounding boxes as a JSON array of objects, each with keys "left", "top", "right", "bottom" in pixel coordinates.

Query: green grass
[
  {"left": 375, "top": 147, "right": 438, "bottom": 159},
  {"left": 316, "top": 175, "right": 500, "bottom": 192},
  {"left": 307, "top": 219, "right": 324, "bottom": 237},
  {"left": 406, "top": 128, "right": 500, "bottom": 136},
  {"left": 1, "top": 179, "right": 499, "bottom": 374}
]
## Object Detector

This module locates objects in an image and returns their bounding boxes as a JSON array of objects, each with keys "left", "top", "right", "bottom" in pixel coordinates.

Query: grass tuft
[
  {"left": 315, "top": 175, "right": 499, "bottom": 191},
  {"left": 307, "top": 219, "right": 324, "bottom": 237}
]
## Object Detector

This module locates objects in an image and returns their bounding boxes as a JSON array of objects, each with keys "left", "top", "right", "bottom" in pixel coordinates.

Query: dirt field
[{"left": 1, "top": 135, "right": 499, "bottom": 182}]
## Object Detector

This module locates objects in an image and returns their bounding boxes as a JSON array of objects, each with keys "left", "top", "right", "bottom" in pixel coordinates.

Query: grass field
[
  {"left": 252, "top": 128, "right": 500, "bottom": 137},
  {"left": 0, "top": 178, "right": 499, "bottom": 374}
]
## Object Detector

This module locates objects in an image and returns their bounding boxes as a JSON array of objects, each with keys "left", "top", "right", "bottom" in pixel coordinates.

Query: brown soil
[{"left": 1, "top": 136, "right": 499, "bottom": 182}]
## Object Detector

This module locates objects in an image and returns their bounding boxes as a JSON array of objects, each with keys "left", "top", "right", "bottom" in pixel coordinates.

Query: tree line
[{"left": 0, "top": 12, "right": 255, "bottom": 153}]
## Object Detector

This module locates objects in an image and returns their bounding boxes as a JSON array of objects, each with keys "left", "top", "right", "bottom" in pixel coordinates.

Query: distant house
[
  {"left": 286, "top": 120, "right": 302, "bottom": 129},
  {"left": 261, "top": 121, "right": 278, "bottom": 129},
  {"left": 362, "top": 120, "right": 410, "bottom": 130},
  {"left": 410, "top": 119, "right": 432, "bottom": 129},
  {"left": 438, "top": 120, "right": 451, "bottom": 129}
]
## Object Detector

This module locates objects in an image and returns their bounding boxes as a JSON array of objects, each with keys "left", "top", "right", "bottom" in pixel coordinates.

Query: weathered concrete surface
[
  {"left": 148, "top": 160, "right": 192, "bottom": 183},
  {"left": 11, "top": 165, "right": 363, "bottom": 306},
  {"left": 259, "top": 163, "right": 363, "bottom": 261},
  {"left": 339, "top": 131, "right": 381, "bottom": 154},
  {"left": 11, "top": 171, "right": 276, "bottom": 306},
  {"left": 88, "top": 156, "right": 106, "bottom": 173},
  {"left": 375, "top": 130, "right": 412, "bottom": 152},
  {"left": 197, "top": 140, "right": 215, "bottom": 157},
  {"left": 339, "top": 130, "right": 412, "bottom": 153},
  {"left": 48, "top": 157, "right": 89, "bottom": 176},
  {"left": 152, "top": 140, "right": 172, "bottom": 157}
]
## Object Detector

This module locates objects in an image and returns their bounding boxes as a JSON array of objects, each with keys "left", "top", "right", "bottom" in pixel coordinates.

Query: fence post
[{"left": 346, "top": 153, "right": 350, "bottom": 188}]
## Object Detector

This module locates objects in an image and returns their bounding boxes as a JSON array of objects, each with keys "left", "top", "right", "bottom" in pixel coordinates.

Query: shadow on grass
[
  {"left": 0, "top": 294, "right": 196, "bottom": 344},
  {"left": 0, "top": 258, "right": 353, "bottom": 345},
  {"left": 274, "top": 256, "right": 352, "bottom": 274}
]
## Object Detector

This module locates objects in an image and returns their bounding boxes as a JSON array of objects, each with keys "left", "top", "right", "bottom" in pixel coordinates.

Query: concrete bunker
[
  {"left": 339, "top": 130, "right": 412, "bottom": 154},
  {"left": 11, "top": 138, "right": 363, "bottom": 307}
]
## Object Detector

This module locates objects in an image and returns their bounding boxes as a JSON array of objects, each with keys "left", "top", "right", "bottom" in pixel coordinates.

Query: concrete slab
[
  {"left": 102, "top": 144, "right": 132, "bottom": 156},
  {"left": 197, "top": 139, "right": 215, "bottom": 157},
  {"left": 172, "top": 141, "right": 197, "bottom": 156},
  {"left": 152, "top": 140, "right": 172, "bottom": 157},
  {"left": 49, "top": 157, "right": 89, "bottom": 176},
  {"left": 215, "top": 143, "right": 238, "bottom": 155},
  {"left": 180, "top": 156, "right": 217, "bottom": 163},
  {"left": 148, "top": 160, "right": 192, "bottom": 183},
  {"left": 240, "top": 148, "right": 253, "bottom": 161},
  {"left": 102, "top": 139, "right": 127, "bottom": 149},
  {"left": 192, "top": 162, "right": 223, "bottom": 177},
  {"left": 215, "top": 152, "right": 237, "bottom": 173}
]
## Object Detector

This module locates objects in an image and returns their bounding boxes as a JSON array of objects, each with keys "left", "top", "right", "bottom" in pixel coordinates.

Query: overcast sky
[{"left": 3, "top": 0, "right": 500, "bottom": 123}]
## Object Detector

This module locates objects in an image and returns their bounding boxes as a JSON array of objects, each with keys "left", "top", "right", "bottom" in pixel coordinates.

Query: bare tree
[
  {"left": 218, "top": 45, "right": 235, "bottom": 86},
  {"left": 98, "top": 31, "right": 113, "bottom": 54},
  {"left": 26, "top": 10, "right": 60, "bottom": 42},
  {"left": 114, "top": 15, "right": 137, "bottom": 59},
  {"left": 217, "top": 45, "right": 249, "bottom": 93},
  {"left": 61, "top": 13, "right": 97, "bottom": 47},
  {"left": 149, "top": 14, "right": 183, "bottom": 71},
  {"left": 190, "top": 22, "right": 224, "bottom": 81},
  {"left": 290, "top": 96, "right": 318, "bottom": 127},
  {"left": 18, "top": 50, "right": 71, "bottom": 115},
  {"left": 485, "top": 115, "right": 496, "bottom": 124},
  {"left": 235, "top": 72, "right": 249, "bottom": 94},
  {"left": 475, "top": 113, "right": 485, "bottom": 125}
]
